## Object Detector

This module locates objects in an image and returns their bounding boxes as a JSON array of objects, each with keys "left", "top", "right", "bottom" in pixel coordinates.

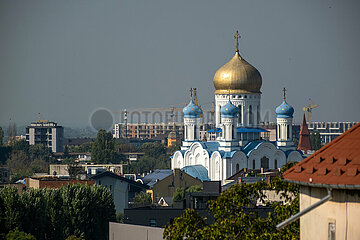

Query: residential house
[
  {"left": 91, "top": 171, "right": 148, "bottom": 213},
  {"left": 281, "top": 122, "right": 360, "bottom": 240}
]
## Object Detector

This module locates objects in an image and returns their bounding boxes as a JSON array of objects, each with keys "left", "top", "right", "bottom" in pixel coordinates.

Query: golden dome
[{"left": 213, "top": 51, "right": 262, "bottom": 94}]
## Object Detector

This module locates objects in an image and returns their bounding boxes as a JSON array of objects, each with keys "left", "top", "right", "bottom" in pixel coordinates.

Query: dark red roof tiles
[
  {"left": 298, "top": 114, "right": 311, "bottom": 152},
  {"left": 284, "top": 122, "right": 360, "bottom": 186}
]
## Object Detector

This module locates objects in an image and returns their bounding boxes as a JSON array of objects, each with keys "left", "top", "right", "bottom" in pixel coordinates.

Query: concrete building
[
  {"left": 282, "top": 122, "right": 360, "bottom": 240},
  {"left": 308, "top": 121, "right": 357, "bottom": 144},
  {"left": 113, "top": 122, "right": 184, "bottom": 139},
  {"left": 91, "top": 171, "right": 148, "bottom": 213},
  {"left": 113, "top": 122, "right": 211, "bottom": 141},
  {"left": 25, "top": 177, "right": 94, "bottom": 189},
  {"left": 49, "top": 163, "right": 124, "bottom": 177},
  {"left": 109, "top": 222, "right": 164, "bottom": 240},
  {"left": 26, "top": 120, "right": 64, "bottom": 152}
]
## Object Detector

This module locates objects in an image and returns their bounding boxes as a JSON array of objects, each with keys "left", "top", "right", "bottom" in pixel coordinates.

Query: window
[
  {"left": 277, "top": 125, "right": 281, "bottom": 139},
  {"left": 252, "top": 159, "right": 255, "bottom": 169},
  {"left": 287, "top": 125, "right": 290, "bottom": 139},
  {"left": 249, "top": 105, "right": 253, "bottom": 124},
  {"left": 232, "top": 126, "right": 235, "bottom": 139},
  {"left": 236, "top": 164, "right": 239, "bottom": 173},
  {"left": 260, "top": 156, "right": 269, "bottom": 169},
  {"left": 149, "top": 219, "right": 157, "bottom": 227},
  {"left": 328, "top": 222, "right": 335, "bottom": 240},
  {"left": 238, "top": 105, "right": 242, "bottom": 124},
  {"left": 274, "top": 159, "right": 278, "bottom": 169}
]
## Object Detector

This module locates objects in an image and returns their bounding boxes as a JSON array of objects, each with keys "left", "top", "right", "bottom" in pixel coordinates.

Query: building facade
[
  {"left": 283, "top": 122, "right": 360, "bottom": 240},
  {"left": 308, "top": 121, "right": 357, "bottom": 144},
  {"left": 26, "top": 121, "right": 64, "bottom": 152}
]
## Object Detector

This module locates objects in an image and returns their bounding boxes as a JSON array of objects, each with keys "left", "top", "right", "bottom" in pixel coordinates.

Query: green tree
[
  {"left": 91, "top": 130, "right": 116, "bottom": 163},
  {"left": 5, "top": 230, "right": 36, "bottom": 240},
  {"left": 0, "top": 184, "right": 116, "bottom": 240},
  {"left": 0, "top": 126, "right": 4, "bottom": 146},
  {"left": 164, "top": 165, "right": 300, "bottom": 240},
  {"left": 65, "top": 236, "right": 84, "bottom": 240},
  {"left": 138, "top": 142, "right": 166, "bottom": 158},
  {"left": 310, "top": 131, "right": 322, "bottom": 151},
  {"left": 133, "top": 191, "right": 152, "bottom": 207},
  {"left": 173, "top": 185, "right": 202, "bottom": 203}
]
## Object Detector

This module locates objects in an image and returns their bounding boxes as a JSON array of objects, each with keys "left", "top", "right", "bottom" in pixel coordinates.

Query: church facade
[{"left": 171, "top": 32, "right": 303, "bottom": 184}]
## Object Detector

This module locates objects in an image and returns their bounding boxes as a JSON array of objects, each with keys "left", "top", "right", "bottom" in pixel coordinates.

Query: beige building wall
[
  {"left": 109, "top": 222, "right": 164, "bottom": 240},
  {"left": 300, "top": 186, "right": 360, "bottom": 240}
]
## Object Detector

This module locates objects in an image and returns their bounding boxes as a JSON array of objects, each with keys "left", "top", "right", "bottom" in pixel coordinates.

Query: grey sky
[{"left": 1, "top": 0, "right": 359, "bottom": 127}]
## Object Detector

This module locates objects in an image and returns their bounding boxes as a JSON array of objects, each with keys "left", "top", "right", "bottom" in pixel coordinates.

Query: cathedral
[{"left": 171, "top": 32, "right": 304, "bottom": 184}]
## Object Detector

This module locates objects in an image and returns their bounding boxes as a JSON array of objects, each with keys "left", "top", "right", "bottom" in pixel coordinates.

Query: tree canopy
[
  {"left": 0, "top": 184, "right": 115, "bottom": 240},
  {"left": 91, "top": 130, "right": 117, "bottom": 163},
  {"left": 164, "top": 163, "right": 299, "bottom": 240}
]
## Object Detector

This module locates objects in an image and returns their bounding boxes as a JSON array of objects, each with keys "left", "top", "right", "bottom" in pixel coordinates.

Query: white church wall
[
  {"left": 231, "top": 151, "right": 248, "bottom": 174},
  {"left": 274, "top": 150, "right": 287, "bottom": 169},
  {"left": 172, "top": 151, "right": 184, "bottom": 169},
  {"left": 210, "top": 151, "right": 222, "bottom": 181},
  {"left": 287, "top": 151, "right": 303, "bottom": 163}
]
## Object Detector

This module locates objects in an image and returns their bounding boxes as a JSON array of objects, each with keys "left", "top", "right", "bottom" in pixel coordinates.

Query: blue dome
[
  {"left": 220, "top": 100, "right": 238, "bottom": 118},
  {"left": 183, "top": 101, "right": 202, "bottom": 118},
  {"left": 276, "top": 100, "right": 294, "bottom": 118},
  {"left": 181, "top": 165, "right": 210, "bottom": 181}
]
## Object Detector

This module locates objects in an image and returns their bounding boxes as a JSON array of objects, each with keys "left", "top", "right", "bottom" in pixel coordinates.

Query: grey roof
[
  {"left": 90, "top": 171, "right": 148, "bottom": 189},
  {"left": 142, "top": 169, "right": 173, "bottom": 187}
]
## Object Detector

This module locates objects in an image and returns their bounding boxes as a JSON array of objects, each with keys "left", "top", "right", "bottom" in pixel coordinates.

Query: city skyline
[{"left": 1, "top": 0, "right": 359, "bottom": 127}]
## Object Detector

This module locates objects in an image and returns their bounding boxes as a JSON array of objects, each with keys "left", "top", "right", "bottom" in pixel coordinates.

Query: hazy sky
[{"left": 1, "top": 0, "right": 359, "bottom": 128}]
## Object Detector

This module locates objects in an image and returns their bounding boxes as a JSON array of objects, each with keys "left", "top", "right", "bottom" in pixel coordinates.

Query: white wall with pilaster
[{"left": 215, "top": 93, "right": 261, "bottom": 128}]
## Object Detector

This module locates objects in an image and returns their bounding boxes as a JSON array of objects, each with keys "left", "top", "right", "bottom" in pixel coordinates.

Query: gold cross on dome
[
  {"left": 234, "top": 31, "right": 241, "bottom": 52},
  {"left": 282, "top": 87, "right": 287, "bottom": 100}
]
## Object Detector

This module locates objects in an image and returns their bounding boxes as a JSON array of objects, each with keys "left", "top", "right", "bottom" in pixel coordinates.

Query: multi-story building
[
  {"left": 26, "top": 121, "right": 64, "bottom": 152},
  {"left": 113, "top": 122, "right": 184, "bottom": 139},
  {"left": 308, "top": 121, "right": 357, "bottom": 144},
  {"left": 113, "top": 122, "right": 211, "bottom": 141}
]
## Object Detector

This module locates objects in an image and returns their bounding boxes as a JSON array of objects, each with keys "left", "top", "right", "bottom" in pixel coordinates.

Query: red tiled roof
[{"left": 284, "top": 122, "right": 360, "bottom": 187}]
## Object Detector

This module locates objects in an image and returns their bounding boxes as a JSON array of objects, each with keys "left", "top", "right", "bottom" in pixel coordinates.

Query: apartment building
[{"left": 26, "top": 121, "right": 64, "bottom": 152}]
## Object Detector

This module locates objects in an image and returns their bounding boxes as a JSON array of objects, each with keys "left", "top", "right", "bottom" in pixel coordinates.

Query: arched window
[
  {"left": 238, "top": 105, "right": 242, "bottom": 124},
  {"left": 249, "top": 105, "right": 253, "bottom": 124},
  {"left": 236, "top": 163, "right": 239, "bottom": 173},
  {"left": 278, "top": 125, "right": 281, "bottom": 139},
  {"left": 252, "top": 159, "right": 255, "bottom": 169},
  {"left": 184, "top": 125, "right": 187, "bottom": 140},
  {"left": 232, "top": 125, "right": 235, "bottom": 140},
  {"left": 194, "top": 125, "right": 197, "bottom": 139},
  {"left": 287, "top": 125, "right": 290, "bottom": 139},
  {"left": 260, "top": 156, "right": 269, "bottom": 169},
  {"left": 274, "top": 159, "right": 278, "bottom": 169}
]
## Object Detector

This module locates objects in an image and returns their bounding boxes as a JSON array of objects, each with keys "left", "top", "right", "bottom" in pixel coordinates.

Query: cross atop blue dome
[
  {"left": 221, "top": 100, "right": 238, "bottom": 118},
  {"left": 276, "top": 87, "right": 294, "bottom": 118},
  {"left": 183, "top": 101, "right": 202, "bottom": 118}
]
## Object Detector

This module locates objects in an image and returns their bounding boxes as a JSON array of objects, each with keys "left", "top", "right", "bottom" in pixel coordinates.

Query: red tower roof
[{"left": 298, "top": 114, "right": 311, "bottom": 152}]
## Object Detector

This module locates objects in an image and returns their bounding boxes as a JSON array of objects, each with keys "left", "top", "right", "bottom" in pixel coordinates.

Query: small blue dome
[
  {"left": 183, "top": 101, "right": 202, "bottom": 118},
  {"left": 276, "top": 100, "right": 294, "bottom": 118},
  {"left": 220, "top": 101, "right": 238, "bottom": 118}
]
